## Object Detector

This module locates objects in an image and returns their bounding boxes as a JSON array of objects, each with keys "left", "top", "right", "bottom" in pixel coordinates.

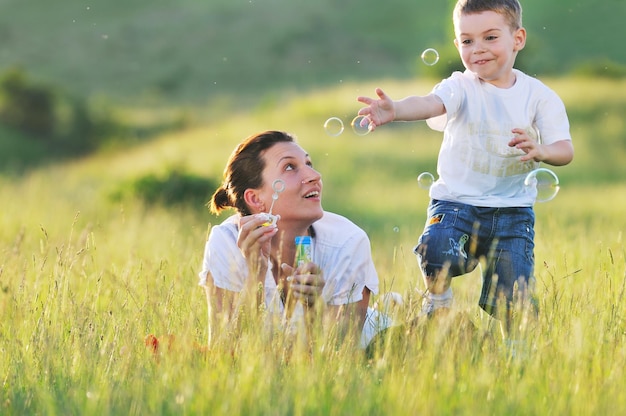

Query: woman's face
[{"left": 257, "top": 141, "right": 323, "bottom": 224}]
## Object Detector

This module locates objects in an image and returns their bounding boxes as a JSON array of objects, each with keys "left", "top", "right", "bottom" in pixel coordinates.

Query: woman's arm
[
  {"left": 311, "top": 287, "right": 371, "bottom": 348},
  {"left": 203, "top": 272, "right": 235, "bottom": 346},
  {"left": 329, "top": 286, "right": 371, "bottom": 334}
]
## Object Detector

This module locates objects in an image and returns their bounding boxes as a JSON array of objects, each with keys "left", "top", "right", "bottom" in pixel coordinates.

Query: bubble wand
[{"left": 262, "top": 179, "right": 285, "bottom": 226}]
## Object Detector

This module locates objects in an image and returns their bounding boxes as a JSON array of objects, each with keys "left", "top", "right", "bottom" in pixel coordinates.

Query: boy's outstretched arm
[
  {"left": 509, "top": 128, "right": 574, "bottom": 166},
  {"left": 357, "top": 88, "right": 445, "bottom": 130}
]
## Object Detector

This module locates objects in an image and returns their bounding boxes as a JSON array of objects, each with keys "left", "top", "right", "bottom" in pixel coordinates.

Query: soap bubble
[
  {"left": 324, "top": 117, "right": 344, "bottom": 137},
  {"left": 421, "top": 48, "right": 440, "bottom": 66},
  {"left": 524, "top": 168, "right": 560, "bottom": 202},
  {"left": 351, "top": 115, "right": 372, "bottom": 136},
  {"left": 417, "top": 172, "right": 435, "bottom": 189}
]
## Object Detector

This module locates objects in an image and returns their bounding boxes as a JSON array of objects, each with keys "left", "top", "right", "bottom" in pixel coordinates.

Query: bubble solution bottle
[{"left": 294, "top": 236, "right": 312, "bottom": 267}]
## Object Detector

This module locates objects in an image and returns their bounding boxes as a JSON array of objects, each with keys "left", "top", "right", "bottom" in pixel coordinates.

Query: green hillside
[{"left": 0, "top": 0, "right": 623, "bottom": 105}]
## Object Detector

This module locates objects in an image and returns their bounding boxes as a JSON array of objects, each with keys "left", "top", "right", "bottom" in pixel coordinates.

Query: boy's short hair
[{"left": 453, "top": 0, "right": 523, "bottom": 31}]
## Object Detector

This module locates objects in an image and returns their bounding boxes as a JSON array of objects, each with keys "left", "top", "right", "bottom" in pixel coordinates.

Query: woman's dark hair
[{"left": 209, "top": 130, "right": 296, "bottom": 216}]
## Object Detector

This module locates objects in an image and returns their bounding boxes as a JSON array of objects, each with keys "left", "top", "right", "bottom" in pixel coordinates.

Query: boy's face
[{"left": 454, "top": 11, "right": 526, "bottom": 88}]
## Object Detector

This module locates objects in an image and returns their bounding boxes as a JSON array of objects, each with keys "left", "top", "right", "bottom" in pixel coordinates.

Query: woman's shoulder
[
  {"left": 208, "top": 214, "right": 239, "bottom": 240},
  {"left": 313, "top": 212, "right": 368, "bottom": 241}
]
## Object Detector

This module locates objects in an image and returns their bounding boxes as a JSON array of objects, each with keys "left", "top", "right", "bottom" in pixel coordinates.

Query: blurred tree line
[{"left": 0, "top": 67, "right": 125, "bottom": 155}]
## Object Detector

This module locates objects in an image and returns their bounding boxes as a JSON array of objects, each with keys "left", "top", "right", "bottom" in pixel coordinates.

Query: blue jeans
[{"left": 414, "top": 199, "right": 535, "bottom": 315}]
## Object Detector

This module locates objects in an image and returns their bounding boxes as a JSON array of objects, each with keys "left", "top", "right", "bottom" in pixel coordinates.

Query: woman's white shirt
[{"left": 198, "top": 211, "right": 379, "bottom": 310}]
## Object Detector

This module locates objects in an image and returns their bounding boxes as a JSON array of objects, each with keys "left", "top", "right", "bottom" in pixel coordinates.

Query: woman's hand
[
  {"left": 281, "top": 262, "right": 325, "bottom": 307},
  {"left": 237, "top": 214, "right": 279, "bottom": 278}
]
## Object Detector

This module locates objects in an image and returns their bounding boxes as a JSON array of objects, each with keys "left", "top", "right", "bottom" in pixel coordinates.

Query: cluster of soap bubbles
[
  {"left": 416, "top": 168, "right": 560, "bottom": 203},
  {"left": 324, "top": 48, "right": 440, "bottom": 138},
  {"left": 323, "top": 115, "right": 373, "bottom": 137}
]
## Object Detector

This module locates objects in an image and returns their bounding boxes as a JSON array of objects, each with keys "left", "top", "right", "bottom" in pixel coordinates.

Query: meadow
[{"left": 1, "top": 75, "right": 625, "bottom": 415}]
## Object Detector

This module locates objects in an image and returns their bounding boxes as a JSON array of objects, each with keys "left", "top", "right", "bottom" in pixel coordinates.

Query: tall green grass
[{"left": 1, "top": 77, "right": 625, "bottom": 414}]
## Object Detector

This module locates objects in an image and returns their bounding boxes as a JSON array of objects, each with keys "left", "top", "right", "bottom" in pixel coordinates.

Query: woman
[{"left": 199, "top": 130, "right": 390, "bottom": 349}]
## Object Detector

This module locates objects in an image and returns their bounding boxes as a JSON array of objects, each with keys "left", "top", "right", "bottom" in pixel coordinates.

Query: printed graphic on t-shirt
[{"left": 458, "top": 123, "right": 539, "bottom": 177}]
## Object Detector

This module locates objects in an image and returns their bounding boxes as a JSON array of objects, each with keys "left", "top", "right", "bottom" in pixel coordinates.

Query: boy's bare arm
[
  {"left": 539, "top": 140, "right": 574, "bottom": 166},
  {"left": 357, "top": 88, "right": 446, "bottom": 129},
  {"left": 394, "top": 93, "right": 446, "bottom": 122}
]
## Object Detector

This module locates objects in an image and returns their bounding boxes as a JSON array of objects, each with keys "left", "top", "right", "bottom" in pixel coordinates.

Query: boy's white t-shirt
[
  {"left": 426, "top": 69, "right": 571, "bottom": 207},
  {"left": 199, "top": 211, "right": 379, "bottom": 311}
]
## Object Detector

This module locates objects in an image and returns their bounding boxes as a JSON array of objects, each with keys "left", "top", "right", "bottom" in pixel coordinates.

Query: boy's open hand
[{"left": 357, "top": 88, "right": 396, "bottom": 131}]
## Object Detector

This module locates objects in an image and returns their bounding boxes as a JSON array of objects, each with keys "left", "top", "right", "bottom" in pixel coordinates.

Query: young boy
[{"left": 357, "top": 0, "right": 574, "bottom": 330}]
